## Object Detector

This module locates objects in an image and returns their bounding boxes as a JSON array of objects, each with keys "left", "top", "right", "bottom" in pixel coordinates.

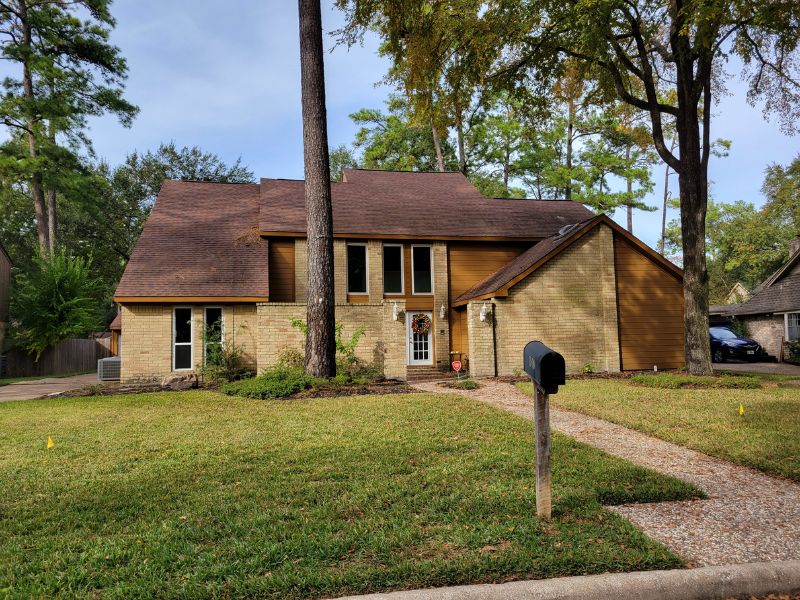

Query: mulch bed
[
  {"left": 292, "top": 379, "right": 415, "bottom": 398},
  {"left": 44, "top": 379, "right": 417, "bottom": 400}
]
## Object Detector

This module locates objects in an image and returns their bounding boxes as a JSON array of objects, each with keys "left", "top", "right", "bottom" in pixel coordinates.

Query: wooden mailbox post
[{"left": 523, "top": 341, "right": 566, "bottom": 519}]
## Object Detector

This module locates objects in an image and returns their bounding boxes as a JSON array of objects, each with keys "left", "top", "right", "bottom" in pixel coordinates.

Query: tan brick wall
[
  {"left": 368, "top": 240, "right": 383, "bottom": 303},
  {"left": 294, "top": 238, "right": 307, "bottom": 303},
  {"left": 120, "top": 303, "right": 260, "bottom": 383},
  {"left": 432, "top": 242, "right": 450, "bottom": 370},
  {"left": 469, "top": 226, "right": 621, "bottom": 376},
  {"left": 743, "top": 314, "right": 785, "bottom": 359},
  {"left": 467, "top": 301, "right": 496, "bottom": 377},
  {"left": 256, "top": 301, "right": 407, "bottom": 379},
  {"left": 333, "top": 240, "right": 347, "bottom": 303}
]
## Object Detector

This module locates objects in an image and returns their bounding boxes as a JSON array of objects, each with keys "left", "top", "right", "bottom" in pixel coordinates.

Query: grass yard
[
  {"left": 518, "top": 378, "right": 800, "bottom": 481},
  {"left": 0, "top": 391, "right": 699, "bottom": 598}
]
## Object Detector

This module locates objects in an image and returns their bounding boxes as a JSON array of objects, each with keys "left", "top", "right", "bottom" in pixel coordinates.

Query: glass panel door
[{"left": 406, "top": 311, "right": 433, "bottom": 365}]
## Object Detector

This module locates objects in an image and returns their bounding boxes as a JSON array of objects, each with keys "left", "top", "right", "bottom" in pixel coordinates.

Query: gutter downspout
[{"left": 491, "top": 303, "right": 498, "bottom": 377}]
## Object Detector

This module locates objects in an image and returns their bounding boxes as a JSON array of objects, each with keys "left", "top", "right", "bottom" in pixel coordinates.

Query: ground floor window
[
  {"left": 204, "top": 307, "right": 223, "bottom": 363},
  {"left": 173, "top": 307, "right": 193, "bottom": 370},
  {"left": 787, "top": 313, "right": 800, "bottom": 341},
  {"left": 347, "top": 243, "right": 368, "bottom": 294}
]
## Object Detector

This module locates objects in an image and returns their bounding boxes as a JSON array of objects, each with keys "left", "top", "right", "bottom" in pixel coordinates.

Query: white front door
[{"left": 407, "top": 311, "right": 433, "bottom": 365}]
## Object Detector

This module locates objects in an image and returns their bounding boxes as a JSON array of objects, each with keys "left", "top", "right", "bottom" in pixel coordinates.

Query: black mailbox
[{"left": 523, "top": 341, "right": 566, "bottom": 394}]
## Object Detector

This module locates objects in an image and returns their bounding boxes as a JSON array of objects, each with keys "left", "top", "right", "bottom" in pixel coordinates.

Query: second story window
[
  {"left": 383, "top": 244, "right": 403, "bottom": 294},
  {"left": 412, "top": 245, "right": 432, "bottom": 294},
  {"left": 347, "top": 243, "right": 368, "bottom": 294}
]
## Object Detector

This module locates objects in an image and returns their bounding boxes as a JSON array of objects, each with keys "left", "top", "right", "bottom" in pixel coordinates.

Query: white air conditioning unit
[{"left": 97, "top": 356, "right": 121, "bottom": 382}]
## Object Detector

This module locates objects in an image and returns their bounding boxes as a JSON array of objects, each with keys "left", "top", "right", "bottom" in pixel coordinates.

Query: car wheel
[{"left": 713, "top": 348, "right": 725, "bottom": 363}]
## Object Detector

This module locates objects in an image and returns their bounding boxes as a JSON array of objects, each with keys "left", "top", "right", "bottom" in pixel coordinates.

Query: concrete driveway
[
  {"left": 0, "top": 373, "right": 98, "bottom": 403},
  {"left": 714, "top": 361, "right": 800, "bottom": 376}
]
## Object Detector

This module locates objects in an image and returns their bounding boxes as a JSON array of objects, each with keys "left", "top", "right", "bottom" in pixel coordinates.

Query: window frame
[
  {"left": 786, "top": 312, "right": 800, "bottom": 341},
  {"left": 172, "top": 306, "right": 194, "bottom": 372},
  {"left": 410, "top": 244, "right": 433, "bottom": 295},
  {"left": 203, "top": 306, "right": 224, "bottom": 365},
  {"left": 382, "top": 243, "right": 405, "bottom": 295},
  {"left": 346, "top": 242, "right": 369, "bottom": 295}
]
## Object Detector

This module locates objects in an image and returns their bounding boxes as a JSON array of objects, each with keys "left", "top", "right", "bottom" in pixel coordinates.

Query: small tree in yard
[
  {"left": 298, "top": 0, "right": 336, "bottom": 377},
  {"left": 10, "top": 252, "right": 102, "bottom": 359}
]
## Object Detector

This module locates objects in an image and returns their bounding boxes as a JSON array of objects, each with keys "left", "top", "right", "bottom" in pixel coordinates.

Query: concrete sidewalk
[
  {"left": 0, "top": 373, "right": 97, "bottom": 402},
  {"left": 337, "top": 560, "right": 800, "bottom": 600}
]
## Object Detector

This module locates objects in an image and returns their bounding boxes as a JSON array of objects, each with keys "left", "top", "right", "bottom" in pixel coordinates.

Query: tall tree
[
  {"left": 298, "top": 0, "right": 336, "bottom": 377},
  {"left": 479, "top": 0, "right": 800, "bottom": 374},
  {"left": 0, "top": 0, "right": 137, "bottom": 255}
]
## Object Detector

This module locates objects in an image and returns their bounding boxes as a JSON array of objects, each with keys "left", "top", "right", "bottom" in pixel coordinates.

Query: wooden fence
[{"left": 3, "top": 337, "right": 111, "bottom": 378}]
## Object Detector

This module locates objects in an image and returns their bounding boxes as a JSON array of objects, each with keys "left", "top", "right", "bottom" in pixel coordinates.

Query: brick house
[
  {"left": 714, "top": 239, "right": 800, "bottom": 361},
  {"left": 114, "top": 170, "right": 685, "bottom": 383}
]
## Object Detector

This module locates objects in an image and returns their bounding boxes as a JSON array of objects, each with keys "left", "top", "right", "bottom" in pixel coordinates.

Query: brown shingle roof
[
  {"left": 455, "top": 215, "right": 682, "bottom": 304},
  {"left": 260, "top": 169, "right": 594, "bottom": 240},
  {"left": 728, "top": 248, "right": 800, "bottom": 316},
  {"left": 114, "top": 180, "right": 268, "bottom": 300}
]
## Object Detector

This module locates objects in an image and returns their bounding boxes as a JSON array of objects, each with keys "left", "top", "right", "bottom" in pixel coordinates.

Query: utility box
[{"left": 523, "top": 341, "right": 565, "bottom": 394}]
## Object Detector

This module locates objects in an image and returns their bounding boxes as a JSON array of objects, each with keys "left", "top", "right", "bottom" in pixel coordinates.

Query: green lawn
[
  {"left": 0, "top": 391, "right": 699, "bottom": 598},
  {"left": 518, "top": 378, "right": 800, "bottom": 481}
]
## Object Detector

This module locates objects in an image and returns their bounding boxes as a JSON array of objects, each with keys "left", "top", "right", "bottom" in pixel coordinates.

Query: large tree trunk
[
  {"left": 431, "top": 120, "right": 445, "bottom": 172},
  {"left": 47, "top": 119, "right": 57, "bottom": 254},
  {"left": 20, "top": 3, "right": 49, "bottom": 255},
  {"left": 659, "top": 162, "right": 670, "bottom": 255},
  {"left": 455, "top": 114, "right": 466, "bottom": 174},
  {"left": 298, "top": 0, "right": 336, "bottom": 378},
  {"left": 625, "top": 145, "right": 633, "bottom": 232},
  {"left": 674, "top": 50, "right": 712, "bottom": 375},
  {"left": 565, "top": 97, "right": 574, "bottom": 201}
]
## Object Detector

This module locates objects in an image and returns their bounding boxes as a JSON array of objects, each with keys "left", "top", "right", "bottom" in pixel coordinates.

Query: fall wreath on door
[{"left": 411, "top": 313, "right": 432, "bottom": 335}]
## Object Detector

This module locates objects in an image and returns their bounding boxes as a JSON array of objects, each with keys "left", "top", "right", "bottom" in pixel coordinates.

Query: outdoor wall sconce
[
  {"left": 479, "top": 302, "right": 491, "bottom": 322},
  {"left": 392, "top": 302, "right": 401, "bottom": 321},
  {"left": 439, "top": 304, "right": 446, "bottom": 319}
]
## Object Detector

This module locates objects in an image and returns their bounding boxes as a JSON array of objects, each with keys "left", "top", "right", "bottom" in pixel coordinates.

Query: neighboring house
[
  {"left": 0, "top": 241, "right": 11, "bottom": 355},
  {"left": 724, "top": 282, "right": 751, "bottom": 305},
  {"left": 718, "top": 241, "right": 800, "bottom": 360},
  {"left": 109, "top": 313, "right": 122, "bottom": 356},
  {"left": 114, "top": 170, "right": 685, "bottom": 383}
]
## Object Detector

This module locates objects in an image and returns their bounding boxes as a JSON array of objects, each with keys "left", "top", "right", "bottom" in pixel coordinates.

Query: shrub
[
  {"left": 455, "top": 379, "right": 478, "bottom": 390},
  {"left": 290, "top": 318, "right": 375, "bottom": 379},
  {"left": 197, "top": 331, "right": 251, "bottom": 385},
  {"left": 222, "top": 366, "right": 314, "bottom": 399},
  {"left": 581, "top": 363, "right": 595, "bottom": 374},
  {"left": 630, "top": 373, "right": 761, "bottom": 389},
  {"left": 10, "top": 252, "right": 103, "bottom": 359},
  {"left": 728, "top": 317, "right": 749, "bottom": 338},
  {"left": 277, "top": 347, "right": 304, "bottom": 369},
  {"left": 787, "top": 340, "right": 800, "bottom": 363}
]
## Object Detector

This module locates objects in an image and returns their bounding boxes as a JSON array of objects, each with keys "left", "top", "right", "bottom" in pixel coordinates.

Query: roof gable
[
  {"left": 454, "top": 215, "right": 682, "bottom": 305},
  {"left": 114, "top": 180, "right": 268, "bottom": 301}
]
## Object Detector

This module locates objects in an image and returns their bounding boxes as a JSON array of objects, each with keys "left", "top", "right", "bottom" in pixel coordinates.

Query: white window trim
[
  {"left": 203, "top": 306, "right": 225, "bottom": 364},
  {"left": 411, "top": 244, "right": 434, "bottom": 295},
  {"left": 383, "top": 243, "right": 404, "bottom": 295},
  {"left": 346, "top": 242, "right": 369, "bottom": 295},
  {"left": 786, "top": 312, "right": 800, "bottom": 341},
  {"left": 173, "top": 306, "right": 194, "bottom": 372}
]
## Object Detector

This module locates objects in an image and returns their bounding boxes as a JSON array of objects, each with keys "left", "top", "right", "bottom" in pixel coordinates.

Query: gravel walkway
[{"left": 414, "top": 380, "right": 800, "bottom": 567}]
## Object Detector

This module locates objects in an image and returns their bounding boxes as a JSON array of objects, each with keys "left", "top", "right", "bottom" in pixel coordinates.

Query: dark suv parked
[{"left": 709, "top": 327, "right": 763, "bottom": 362}]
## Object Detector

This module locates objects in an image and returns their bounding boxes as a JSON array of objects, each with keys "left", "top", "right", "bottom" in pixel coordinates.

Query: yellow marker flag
[
  {"left": 739, "top": 403, "right": 744, "bottom": 416},
  {"left": 47, "top": 436, "right": 54, "bottom": 449}
]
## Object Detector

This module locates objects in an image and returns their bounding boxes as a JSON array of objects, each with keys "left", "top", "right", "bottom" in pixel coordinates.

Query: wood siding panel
[
  {"left": 447, "top": 242, "right": 529, "bottom": 301},
  {"left": 268, "top": 239, "right": 295, "bottom": 302},
  {"left": 447, "top": 242, "right": 527, "bottom": 357},
  {"left": 614, "top": 234, "right": 684, "bottom": 370}
]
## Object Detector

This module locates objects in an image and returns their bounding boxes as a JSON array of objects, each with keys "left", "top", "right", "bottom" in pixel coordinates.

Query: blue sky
[{"left": 86, "top": 0, "right": 799, "bottom": 249}]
